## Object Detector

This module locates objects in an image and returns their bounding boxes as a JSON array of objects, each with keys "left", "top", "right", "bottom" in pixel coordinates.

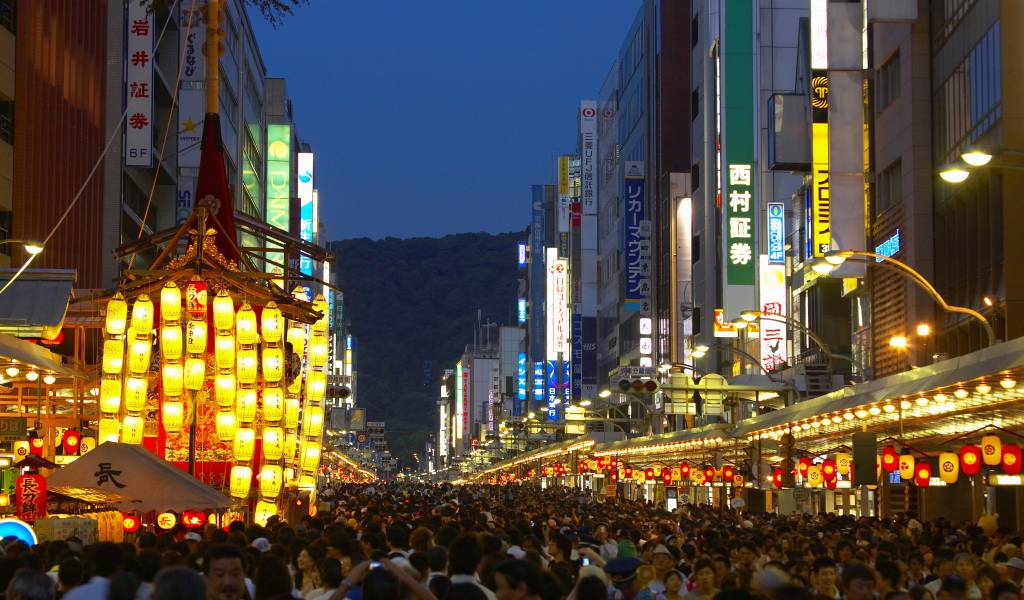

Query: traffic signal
[{"left": 617, "top": 378, "right": 658, "bottom": 394}]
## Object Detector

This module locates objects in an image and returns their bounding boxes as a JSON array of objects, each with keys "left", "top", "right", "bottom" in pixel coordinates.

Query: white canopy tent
[{"left": 46, "top": 442, "right": 233, "bottom": 511}]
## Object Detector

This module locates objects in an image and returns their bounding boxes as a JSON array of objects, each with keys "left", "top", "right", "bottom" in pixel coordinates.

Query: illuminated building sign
[
  {"left": 517, "top": 242, "right": 527, "bottom": 268},
  {"left": 767, "top": 202, "right": 785, "bottom": 264},
  {"left": 758, "top": 256, "right": 789, "bottom": 372},
  {"left": 532, "top": 361, "right": 544, "bottom": 402},
  {"left": 546, "top": 360, "right": 559, "bottom": 421},
  {"left": 623, "top": 162, "right": 650, "bottom": 310},
  {"left": 455, "top": 362, "right": 464, "bottom": 444},
  {"left": 875, "top": 229, "right": 900, "bottom": 261},
  {"left": 546, "top": 248, "right": 569, "bottom": 359},
  {"left": 516, "top": 353, "right": 527, "bottom": 406},
  {"left": 517, "top": 298, "right": 527, "bottom": 324},
  {"left": 266, "top": 124, "right": 292, "bottom": 283},
  {"left": 810, "top": 0, "right": 830, "bottom": 257}
]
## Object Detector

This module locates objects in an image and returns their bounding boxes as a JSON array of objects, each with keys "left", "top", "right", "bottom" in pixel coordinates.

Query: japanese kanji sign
[
  {"left": 758, "top": 255, "right": 789, "bottom": 372},
  {"left": 15, "top": 474, "right": 46, "bottom": 521},
  {"left": 125, "top": 0, "right": 153, "bottom": 166},
  {"left": 545, "top": 248, "right": 569, "bottom": 359},
  {"left": 176, "top": 1, "right": 206, "bottom": 224},
  {"left": 623, "top": 161, "right": 650, "bottom": 310}
]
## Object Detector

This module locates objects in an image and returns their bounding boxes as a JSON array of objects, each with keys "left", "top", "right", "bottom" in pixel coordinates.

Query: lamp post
[
  {"left": 0, "top": 240, "right": 44, "bottom": 256},
  {"left": 938, "top": 147, "right": 1024, "bottom": 183}
]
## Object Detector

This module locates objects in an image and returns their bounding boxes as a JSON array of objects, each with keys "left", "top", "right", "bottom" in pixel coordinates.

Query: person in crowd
[
  {"left": 152, "top": 567, "right": 206, "bottom": 600},
  {"left": 204, "top": 544, "right": 248, "bottom": 600},
  {"left": 63, "top": 542, "right": 122, "bottom": 600},
  {"left": 682, "top": 559, "right": 717, "bottom": 600},
  {"left": 6, "top": 568, "right": 55, "bottom": 600},
  {"left": 493, "top": 560, "right": 543, "bottom": 600}
]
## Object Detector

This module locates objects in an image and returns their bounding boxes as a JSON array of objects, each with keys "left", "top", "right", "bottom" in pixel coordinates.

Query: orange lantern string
[
  {"left": 722, "top": 465, "right": 735, "bottom": 482},
  {"left": 821, "top": 459, "right": 837, "bottom": 481},
  {"left": 915, "top": 463, "right": 932, "bottom": 487},
  {"left": 882, "top": 446, "right": 898, "bottom": 473},
  {"left": 961, "top": 445, "right": 982, "bottom": 476}
]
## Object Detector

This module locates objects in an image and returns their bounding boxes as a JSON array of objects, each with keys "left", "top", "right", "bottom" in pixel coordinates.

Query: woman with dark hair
[
  {"left": 308, "top": 559, "right": 343, "bottom": 600},
  {"left": 293, "top": 545, "right": 326, "bottom": 599},
  {"left": 255, "top": 554, "right": 296, "bottom": 600}
]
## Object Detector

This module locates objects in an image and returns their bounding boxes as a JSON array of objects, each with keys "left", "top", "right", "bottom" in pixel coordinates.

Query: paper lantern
[
  {"left": 236, "top": 349, "right": 257, "bottom": 384},
  {"left": 186, "top": 320, "right": 207, "bottom": 354},
  {"left": 236, "top": 388, "right": 257, "bottom": 422},
  {"left": 105, "top": 295, "right": 128, "bottom": 335},
  {"left": 232, "top": 427, "right": 256, "bottom": 461},
  {"left": 262, "top": 388, "right": 284, "bottom": 421},
  {"left": 215, "top": 411, "right": 236, "bottom": 441},
  {"left": 899, "top": 454, "right": 915, "bottom": 481},
  {"left": 15, "top": 473, "right": 46, "bottom": 520},
  {"left": 62, "top": 429, "right": 80, "bottom": 455},
  {"left": 733, "top": 473, "right": 744, "bottom": 486},
  {"left": 161, "top": 325, "right": 182, "bottom": 360},
  {"left": 100, "top": 379, "right": 122, "bottom": 414},
  {"left": 938, "top": 452, "right": 959, "bottom": 484},
  {"left": 836, "top": 453, "right": 851, "bottom": 475},
  {"left": 670, "top": 467, "right": 681, "bottom": 481},
  {"left": 215, "top": 374, "right": 236, "bottom": 408},
  {"left": 302, "top": 406, "right": 324, "bottom": 438},
  {"left": 1002, "top": 444, "right": 1022, "bottom": 475},
  {"left": 235, "top": 304, "right": 258, "bottom": 345},
  {"left": 98, "top": 417, "right": 120, "bottom": 442},
  {"left": 807, "top": 465, "right": 822, "bottom": 488},
  {"left": 212, "top": 291, "right": 234, "bottom": 330},
  {"left": 287, "top": 324, "right": 306, "bottom": 359},
  {"left": 300, "top": 442, "right": 320, "bottom": 471},
  {"left": 156, "top": 513, "right": 176, "bottom": 529},
  {"left": 285, "top": 398, "right": 300, "bottom": 429},
  {"left": 680, "top": 462, "right": 690, "bottom": 478},
  {"left": 160, "top": 282, "right": 182, "bottom": 322},
  {"left": 254, "top": 500, "right": 278, "bottom": 526},
  {"left": 798, "top": 456, "right": 811, "bottom": 477},
  {"left": 127, "top": 336, "right": 152, "bottom": 375},
  {"left": 162, "top": 400, "right": 184, "bottom": 433},
  {"left": 982, "top": 435, "right": 1002, "bottom": 466},
  {"left": 28, "top": 436, "right": 43, "bottom": 456},
  {"left": 722, "top": 465, "right": 735, "bottom": 482},
  {"left": 122, "top": 515, "right": 140, "bottom": 533},
  {"left": 215, "top": 335, "right": 235, "bottom": 370},
  {"left": 79, "top": 437, "right": 96, "bottom": 454},
  {"left": 184, "top": 357, "right": 205, "bottom": 390},
  {"left": 311, "top": 295, "right": 329, "bottom": 333},
  {"left": 102, "top": 339, "right": 124, "bottom": 374},
  {"left": 772, "top": 468, "right": 783, "bottom": 489},
  {"left": 623, "top": 465, "right": 633, "bottom": 479},
  {"left": 644, "top": 468, "right": 654, "bottom": 481},
  {"left": 821, "top": 459, "right": 837, "bottom": 481},
  {"left": 661, "top": 469, "right": 672, "bottom": 485},
  {"left": 297, "top": 475, "right": 316, "bottom": 490},
  {"left": 162, "top": 363, "right": 183, "bottom": 397},
  {"left": 308, "top": 338, "right": 328, "bottom": 368},
  {"left": 704, "top": 465, "right": 716, "bottom": 481},
  {"left": 182, "top": 512, "right": 206, "bottom": 528},
  {"left": 961, "top": 445, "right": 982, "bottom": 476},
  {"left": 124, "top": 377, "right": 147, "bottom": 412},
  {"left": 305, "top": 371, "right": 327, "bottom": 402},
  {"left": 185, "top": 280, "right": 208, "bottom": 319},
  {"left": 693, "top": 470, "right": 707, "bottom": 486},
  {"left": 284, "top": 434, "right": 298, "bottom": 464},
  {"left": 229, "top": 465, "right": 252, "bottom": 498},
  {"left": 12, "top": 441, "right": 28, "bottom": 461},
  {"left": 915, "top": 463, "right": 932, "bottom": 487},
  {"left": 882, "top": 446, "right": 898, "bottom": 472},
  {"left": 825, "top": 477, "right": 837, "bottom": 490},
  {"left": 121, "top": 414, "right": 144, "bottom": 444},
  {"left": 130, "top": 295, "right": 154, "bottom": 332},
  {"left": 261, "top": 348, "right": 283, "bottom": 383},
  {"left": 259, "top": 465, "right": 283, "bottom": 498},
  {"left": 260, "top": 303, "right": 283, "bottom": 343},
  {"left": 263, "top": 427, "right": 284, "bottom": 460}
]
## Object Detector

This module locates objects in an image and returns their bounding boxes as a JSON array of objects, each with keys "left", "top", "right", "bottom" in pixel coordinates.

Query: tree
[{"left": 138, "top": 0, "right": 309, "bottom": 26}]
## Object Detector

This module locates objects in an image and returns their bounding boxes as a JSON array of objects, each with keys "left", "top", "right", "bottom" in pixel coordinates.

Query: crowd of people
[{"left": 2, "top": 483, "right": 1024, "bottom": 600}]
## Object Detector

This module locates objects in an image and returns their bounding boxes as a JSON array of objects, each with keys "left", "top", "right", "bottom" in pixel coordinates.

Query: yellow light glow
[
  {"left": 215, "top": 374, "right": 236, "bottom": 408},
  {"left": 130, "top": 295, "right": 154, "bottom": 333},
  {"left": 287, "top": 324, "right": 306, "bottom": 359},
  {"left": 976, "top": 383, "right": 992, "bottom": 394},
  {"left": 285, "top": 398, "right": 300, "bottom": 429},
  {"left": 121, "top": 414, "right": 144, "bottom": 444},
  {"left": 888, "top": 336, "right": 908, "bottom": 349},
  {"left": 236, "top": 388, "right": 257, "bottom": 422},
  {"left": 254, "top": 500, "right": 278, "bottom": 526},
  {"left": 939, "top": 165, "right": 970, "bottom": 184},
  {"left": 102, "top": 339, "right": 124, "bottom": 375},
  {"left": 100, "top": 378, "right": 122, "bottom": 414},
  {"left": 98, "top": 417, "right": 120, "bottom": 443},
  {"left": 843, "top": 412, "right": 855, "bottom": 421},
  {"left": 305, "top": 371, "right": 326, "bottom": 403},
  {"left": 311, "top": 295, "right": 329, "bottom": 334},
  {"left": 212, "top": 291, "right": 234, "bottom": 331},
  {"left": 308, "top": 338, "right": 328, "bottom": 368},
  {"left": 868, "top": 406, "right": 881, "bottom": 416},
  {"left": 831, "top": 415, "right": 842, "bottom": 423},
  {"left": 160, "top": 283, "right": 182, "bottom": 323},
  {"left": 262, "top": 427, "right": 284, "bottom": 460},
  {"left": 262, "top": 387, "right": 284, "bottom": 422},
  {"left": 916, "top": 323, "right": 931, "bottom": 337},
  {"left": 235, "top": 304, "right": 259, "bottom": 345},
  {"left": 233, "top": 427, "right": 256, "bottom": 461},
  {"left": 900, "top": 400, "right": 912, "bottom": 410},
  {"left": 215, "top": 411, "right": 237, "bottom": 441},
  {"left": 106, "top": 294, "right": 128, "bottom": 336},
  {"left": 162, "top": 400, "right": 184, "bottom": 433},
  {"left": 186, "top": 320, "right": 207, "bottom": 354},
  {"left": 262, "top": 348, "right": 283, "bottom": 382},
  {"left": 302, "top": 406, "right": 324, "bottom": 438},
  {"left": 954, "top": 388, "right": 969, "bottom": 399},
  {"left": 124, "top": 377, "right": 148, "bottom": 412},
  {"left": 259, "top": 465, "right": 283, "bottom": 499},
  {"left": 229, "top": 464, "right": 252, "bottom": 499},
  {"left": 1000, "top": 378, "right": 1017, "bottom": 390},
  {"left": 300, "top": 442, "right": 320, "bottom": 472},
  {"left": 236, "top": 348, "right": 258, "bottom": 384},
  {"left": 161, "top": 325, "right": 183, "bottom": 360},
  {"left": 162, "top": 363, "right": 183, "bottom": 397},
  {"left": 854, "top": 409, "right": 868, "bottom": 419},
  {"left": 128, "top": 336, "right": 152, "bottom": 375},
  {"left": 284, "top": 434, "right": 298, "bottom": 465},
  {"left": 184, "top": 357, "right": 205, "bottom": 391},
  {"left": 261, "top": 303, "right": 283, "bottom": 343},
  {"left": 297, "top": 475, "right": 316, "bottom": 490},
  {"left": 916, "top": 396, "right": 930, "bottom": 406},
  {"left": 215, "top": 335, "right": 235, "bottom": 370}
]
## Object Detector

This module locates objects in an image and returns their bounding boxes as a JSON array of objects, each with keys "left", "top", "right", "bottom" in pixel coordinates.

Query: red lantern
[
  {"left": 825, "top": 477, "right": 837, "bottom": 490},
  {"left": 185, "top": 279, "right": 208, "bottom": 319},
  {"left": 62, "top": 429, "right": 80, "bottom": 455},
  {"left": 798, "top": 456, "right": 811, "bottom": 477},
  {"left": 609, "top": 471, "right": 618, "bottom": 483},
  {"left": 661, "top": 470, "right": 672, "bottom": 485},
  {"left": 722, "top": 465, "right": 735, "bottom": 482},
  {"left": 623, "top": 465, "right": 633, "bottom": 479},
  {"left": 821, "top": 459, "right": 837, "bottom": 481},
  {"left": 772, "top": 468, "right": 783, "bottom": 489},
  {"left": 915, "top": 463, "right": 932, "bottom": 487},
  {"left": 961, "top": 445, "right": 982, "bottom": 476},
  {"left": 15, "top": 473, "right": 46, "bottom": 521},
  {"left": 29, "top": 436, "right": 44, "bottom": 457},
  {"left": 122, "top": 515, "right": 141, "bottom": 533},
  {"left": 1003, "top": 444, "right": 1023, "bottom": 475},
  {"left": 704, "top": 465, "right": 716, "bottom": 481},
  {"left": 645, "top": 468, "right": 654, "bottom": 481},
  {"left": 182, "top": 511, "right": 206, "bottom": 528},
  {"left": 680, "top": 462, "right": 690, "bottom": 478},
  {"left": 609, "top": 458, "right": 618, "bottom": 470},
  {"left": 882, "top": 446, "right": 898, "bottom": 473}
]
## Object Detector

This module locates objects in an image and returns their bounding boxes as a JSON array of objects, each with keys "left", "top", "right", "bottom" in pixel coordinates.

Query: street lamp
[
  {"left": 916, "top": 323, "right": 931, "bottom": 337},
  {"left": 938, "top": 165, "right": 971, "bottom": 183},
  {"left": 0, "top": 240, "right": 43, "bottom": 256},
  {"left": 961, "top": 148, "right": 993, "bottom": 166},
  {"left": 739, "top": 310, "right": 853, "bottom": 368},
  {"left": 598, "top": 389, "right": 611, "bottom": 399},
  {"left": 888, "top": 335, "right": 908, "bottom": 349},
  {"left": 939, "top": 148, "right": 1024, "bottom": 183}
]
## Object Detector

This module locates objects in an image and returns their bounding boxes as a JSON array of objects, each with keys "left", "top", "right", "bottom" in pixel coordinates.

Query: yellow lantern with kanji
[
  {"left": 156, "top": 512, "right": 177, "bottom": 529},
  {"left": 311, "top": 296, "right": 328, "bottom": 334},
  {"left": 235, "top": 304, "right": 258, "bottom": 345},
  {"left": 130, "top": 295, "right": 154, "bottom": 332},
  {"left": 106, "top": 294, "right": 128, "bottom": 335},
  {"left": 128, "top": 335, "right": 152, "bottom": 374},
  {"left": 262, "top": 427, "right": 284, "bottom": 460},
  {"left": 12, "top": 440, "right": 29, "bottom": 462},
  {"left": 212, "top": 291, "right": 234, "bottom": 330},
  {"left": 229, "top": 465, "right": 252, "bottom": 499},
  {"left": 215, "top": 411, "right": 236, "bottom": 441},
  {"left": 262, "top": 348, "right": 283, "bottom": 382},
  {"left": 162, "top": 400, "right": 184, "bottom": 433},
  {"left": 939, "top": 452, "right": 959, "bottom": 484},
  {"left": 236, "top": 349, "right": 257, "bottom": 384},
  {"left": 259, "top": 465, "right": 283, "bottom": 498},
  {"left": 162, "top": 363, "right": 183, "bottom": 397},
  {"left": 184, "top": 357, "right": 205, "bottom": 390},
  {"left": 302, "top": 406, "right": 324, "bottom": 438},
  {"left": 308, "top": 338, "right": 328, "bottom": 369},
  {"left": 215, "top": 335, "right": 235, "bottom": 370},
  {"left": 285, "top": 398, "right": 300, "bottom": 429},
  {"left": 100, "top": 379, "right": 122, "bottom": 414},
  {"left": 79, "top": 437, "right": 96, "bottom": 454},
  {"left": 305, "top": 371, "right": 326, "bottom": 402},
  {"left": 807, "top": 465, "right": 822, "bottom": 488},
  {"left": 254, "top": 500, "right": 277, "bottom": 526},
  {"left": 160, "top": 282, "right": 181, "bottom": 322},
  {"left": 236, "top": 388, "right": 257, "bottom": 422},
  {"left": 300, "top": 441, "right": 320, "bottom": 471},
  {"left": 102, "top": 339, "right": 124, "bottom": 374},
  {"left": 161, "top": 325, "right": 182, "bottom": 360},
  {"left": 982, "top": 435, "right": 1002, "bottom": 466},
  {"left": 836, "top": 453, "right": 851, "bottom": 476},
  {"left": 262, "top": 388, "right": 284, "bottom": 421},
  {"left": 260, "top": 302, "right": 283, "bottom": 343},
  {"left": 215, "top": 373, "right": 236, "bottom": 407},
  {"left": 232, "top": 427, "right": 256, "bottom": 461},
  {"left": 121, "top": 414, "right": 144, "bottom": 444},
  {"left": 124, "top": 377, "right": 148, "bottom": 412},
  {"left": 186, "top": 320, "right": 207, "bottom": 354},
  {"left": 899, "top": 454, "right": 915, "bottom": 481},
  {"left": 287, "top": 325, "right": 305, "bottom": 360}
]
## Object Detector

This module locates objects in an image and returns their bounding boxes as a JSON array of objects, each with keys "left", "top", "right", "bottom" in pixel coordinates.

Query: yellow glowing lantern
[
  {"left": 160, "top": 282, "right": 182, "bottom": 322},
  {"left": 131, "top": 295, "right": 154, "bottom": 332},
  {"left": 284, "top": 434, "right": 298, "bottom": 463},
  {"left": 161, "top": 325, "right": 182, "bottom": 360},
  {"left": 235, "top": 304, "right": 258, "bottom": 345},
  {"left": 124, "top": 377, "right": 148, "bottom": 412},
  {"left": 236, "top": 388, "right": 257, "bottom": 422},
  {"left": 79, "top": 437, "right": 96, "bottom": 454},
  {"left": 284, "top": 467, "right": 295, "bottom": 482},
  {"left": 939, "top": 452, "right": 959, "bottom": 484},
  {"left": 254, "top": 501, "right": 277, "bottom": 526},
  {"left": 128, "top": 335, "right": 152, "bottom": 374},
  {"left": 157, "top": 512, "right": 177, "bottom": 529},
  {"left": 233, "top": 427, "right": 256, "bottom": 461},
  {"left": 287, "top": 325, "right": 305, "bottom": 358},
  {"left": 98, "top": 417, "right": 120, "bottom": 443},
  {"left": 162, "top": 363, "right": 183, "bottom": 397},
  {"left": 836, "top": 453, "right": 851, "bottom": 476},
  {"left": 298, "top": 475, "right": 316, "bottom": 490},
  {"left": 229, "top": 464, "right": 252, "bottom": 499},
  {"left": 162, "top": 400, "right": 184, "bottom": 433},
  {"left": 215, "top": 411, "right": 237, "bottom": 441},
  {"left": 300, "top": 442, "right": 320, "bottom": 472},
  {"left": 982, "top": 435, "right": 1002, "bottom": 466},
  {"left": 106, "top": 294, "right": 128, "bottom": 335},
  {"left": 262, "top": 348, "right": 283, "bottom": 382},
  {"left": 899, "top": 454, "right": 915, "bottom": 481},
  {"left": 186, "top": 320, "right": 207, "bottom": 354},
  {"left": 102, "top": 339, "right": 124, "bottom": 374},
  {"left": 302, "top": 406, "right": 324, "bottom": 438},
  {"left": 184, "top": 357, "right": 205, "bottom": 390},
  {"left": 261, "top": 302, "right": 283, "bottom": 342},
  {"left": 285, "top": 398, "right": 300, "bottom": 429},
  {"left": 212, "top": 291, "right": 234, "bottom": 331},
  {"left": 259, "top": 465, "right": 283, "bottom": 498},
  {"left": 305, "top": 371, "right": 326, "bottom": 402},
  {"left": 262, "top": 388, "right": 284, "bottom": 421},
  {"left": 122, "top": 414, "right": 144, "bottom": 444},
  {"left": 262, "top": 427, "right": 284, "bottom": 460},
  {"left": 100, "top": 379, "right": 122, "bottom": 414},
  {"left": 287, "top": 376, "right": 302, "bottom": 395},
  {"left": 236, "top": 348, "right": 257, "bottom": 384},
  {"left": 215, "top": 335, "right": 235, "bottom": 370},
  {"left": 308, "top": 338, "right": 328, "bottom": 369},
  {"left": 807, "top": 465, "right": 822, "bottom": 488},
  {"left": 12, "top": 440, "right": 29, "bottom": 461},
  {"left": 214, "top": 374, "right": 236, "bottom": 407},
  {"left": 311, "top": 295, "right": 328, "bottom": 333}
]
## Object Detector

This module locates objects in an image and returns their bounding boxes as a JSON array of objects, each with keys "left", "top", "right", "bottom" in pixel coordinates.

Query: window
[
  {"left": 876, "top": 159, "right": 902, "bottom": 214},
  {"left": 877, "top": 51, "right": 900, "bottom": 111},
  {"left": 691, "top": 14, "right": 699, "bottom": 48},
  {"left": 691, "top": 87, "right": 700, "bottom": 121},
  {"left": 934, "top": 22, "right": 1002, "bottom": 163},
  {"left": 692, "top": 235, "right": 701, "bottom": 264},
  {"left": 691, "top": 162, "right": 700, "bottom": 192}
]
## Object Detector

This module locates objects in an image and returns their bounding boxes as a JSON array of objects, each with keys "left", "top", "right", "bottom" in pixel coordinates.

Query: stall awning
[
  {"left": 0, "top": 269, "right": 74, "bottom": 339},
  {"left": 0, "top": 332, "right": 82, "bottom": 377},
  {"left": 46, "top": 442, "right": 233, "bottom": 511}
]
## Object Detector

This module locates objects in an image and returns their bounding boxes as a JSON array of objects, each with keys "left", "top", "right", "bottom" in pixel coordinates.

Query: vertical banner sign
[
  {"left": 177, "top": 2, "right": 205, "bottom": 223},
  {"left": 546, "top": 360, "right": 560, "bottom": 421},
  {"left": 517, "top": 298, "right": 527, "bottom": 324},
  {"left": 516, "top": 353, "right": 528, "bottom": 413},
  {"left": 529, "top": 189, "right": 546, "bottom": 361},
  {"left": 125, "top": 2, "right": 154, "bottom": 166},
  {"left": 15, "top": 473, "right": 46, "bottom": 521},
  {"left": 557, "top": 156, "right": 571, "bottom": 258},
  {"left": 758, "top": 255, "right": 789, "bottom": 371},
  {"left": 810, "top": 0, "right": 831, "bottom": 257},
  {"left": 571, "top": 315, "right": 583, "bottom": 401},
  {"left": 532, "top": 362, "right": 545, "bottom": 403},
  {"left": 623, "top": 162, "right": 650, "bottom": 312},
  {"left": 545, "top": 248, "right": 570, "bottom": 359},
  {"left": 517, "top": 242, "right": 527, "bottom": 268},
  {"left": 297, "top": 153, "right": 315, "bottom": 295},
  {"left": 767, "top": 203, "right": 785, "bottom": 264},
  {"left": 454, "top": 362, "right": 463, "bottom": 446},
  {"left": 581, "top": 317, "right": 597, "bottom": 390},
  {"left": 579, "top": 102, "right": 598, "bottom": 399},
  {"left": 462, "top": 365, "right": 471, "bottom": 446},
  {"left": 722, "top": 0, "right": 757, "bottom": 320},
  {"left": 266, "top": 125, "right": 292, "bottom": 283}
]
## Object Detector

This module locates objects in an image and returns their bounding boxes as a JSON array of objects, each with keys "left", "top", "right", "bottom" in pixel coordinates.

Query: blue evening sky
[{"left": 251, "top": 1, "right": 640, "bottom": 241}]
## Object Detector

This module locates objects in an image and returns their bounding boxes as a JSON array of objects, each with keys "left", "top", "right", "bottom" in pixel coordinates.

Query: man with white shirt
[
  {"left": 63, "top": 542, "right": 122, "bottom": 600},
  {"left": 448, "top": 534, "right": 497, "bottom": 600}
]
